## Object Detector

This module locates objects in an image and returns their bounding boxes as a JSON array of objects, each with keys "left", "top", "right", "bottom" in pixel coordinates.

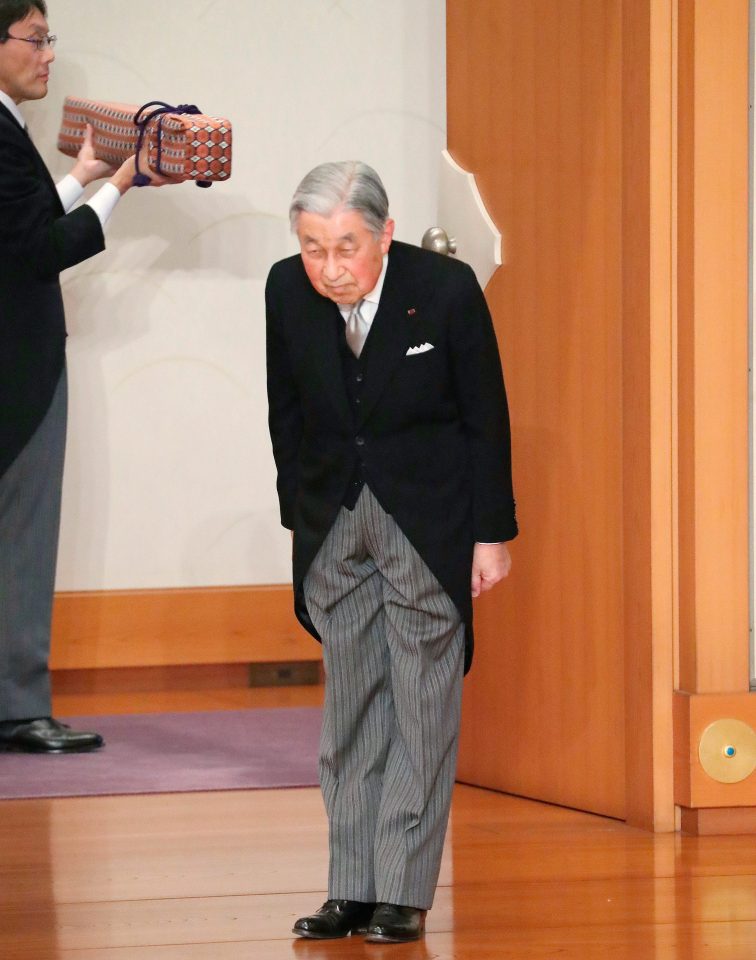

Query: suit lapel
[
  {"left": 0, "top": 100, "right": 24, "bottom": 132},
  {"left": 0, "top": 101, "right": 62, "bottom": 208},
  {"left": 357, "top": 246, "right": 423, "bottom": 427},
  {"left": 299, "top": 291, "right": 353, "bottom": 428}
]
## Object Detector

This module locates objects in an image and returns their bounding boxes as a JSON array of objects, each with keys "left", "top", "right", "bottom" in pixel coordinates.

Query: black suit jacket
[
  {"left": 266, "top": 240, "right": 517, "bottom": 673},
  {"left": 0, "top": 101, "right": 105, "bottom": 479}
]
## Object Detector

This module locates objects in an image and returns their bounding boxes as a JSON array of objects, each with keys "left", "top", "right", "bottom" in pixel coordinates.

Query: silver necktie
[{"left": 345, "top": 300, "right": 369, "bottom": 358}]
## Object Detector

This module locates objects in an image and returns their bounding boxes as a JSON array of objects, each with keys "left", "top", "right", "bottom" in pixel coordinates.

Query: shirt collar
[
  {"left": 363, "top": 252, "right": 389, "bottom": 307},
  {"left": 0, "top": 90, "right": 25, "bottom": 130},
  {"left": 338, "top": 252, "right": 390, "bottom": 320}
]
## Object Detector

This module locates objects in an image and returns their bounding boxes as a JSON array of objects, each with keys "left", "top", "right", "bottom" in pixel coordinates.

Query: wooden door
[{"left": 448, "top": 0, "right": 626, "bottom": 818}]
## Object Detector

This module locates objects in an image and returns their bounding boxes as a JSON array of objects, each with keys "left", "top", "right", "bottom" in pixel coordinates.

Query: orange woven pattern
[{"left": 57, "top": 96, "right": 232, "bottom": 182}]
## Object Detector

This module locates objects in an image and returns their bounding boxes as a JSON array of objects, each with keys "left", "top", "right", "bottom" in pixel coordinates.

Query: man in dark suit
[
  {"left": 0, "top": 0, "right": 174, "bottom": 754},
  {"left": 267, "top": 161, "right": 517, "bottom": 943}
]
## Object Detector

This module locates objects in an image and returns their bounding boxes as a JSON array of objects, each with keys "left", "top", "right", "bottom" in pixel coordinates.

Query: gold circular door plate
[{"left": 698, "top": 718, "right": 756, "bottom": 784}]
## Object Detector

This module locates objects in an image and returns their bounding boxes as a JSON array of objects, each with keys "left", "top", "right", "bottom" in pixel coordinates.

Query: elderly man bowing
[{"left": 266, "top": 161, "right": 517, "bottom": 943}]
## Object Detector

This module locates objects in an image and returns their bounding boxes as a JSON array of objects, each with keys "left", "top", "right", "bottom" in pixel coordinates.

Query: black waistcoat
[{"left": 336, "top": 310, "right": 370, "bottom": 510}]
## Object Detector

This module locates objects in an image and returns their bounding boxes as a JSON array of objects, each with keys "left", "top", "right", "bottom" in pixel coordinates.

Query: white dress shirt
[{"left": 0, "top": 90, "right": 120, "bottom": 228}]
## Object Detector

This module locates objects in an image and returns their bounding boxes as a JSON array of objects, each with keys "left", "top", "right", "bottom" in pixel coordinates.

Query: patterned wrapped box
[{"left": 57, "top": 97, "right": 232, "bottom": 183}]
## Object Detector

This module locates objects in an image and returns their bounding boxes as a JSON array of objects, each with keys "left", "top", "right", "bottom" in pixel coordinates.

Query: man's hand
[
  {"left": 70, "top": 124, "right": 117, "bottom": 187},
  {"left": 108, "top": 138, "right": 182, "bottom": 195},
  {"left": 471, "top": 542, "right": 512, "bottom": 598}
]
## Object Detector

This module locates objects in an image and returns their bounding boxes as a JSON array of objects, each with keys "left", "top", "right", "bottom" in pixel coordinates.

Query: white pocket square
[{"left": 406, "top": 342, "right": 434, "bottom": 356}]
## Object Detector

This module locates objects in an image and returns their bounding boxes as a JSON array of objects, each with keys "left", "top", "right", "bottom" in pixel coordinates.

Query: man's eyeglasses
[{"left": 3, "top": 34, "right": 57, "bottom": 52}]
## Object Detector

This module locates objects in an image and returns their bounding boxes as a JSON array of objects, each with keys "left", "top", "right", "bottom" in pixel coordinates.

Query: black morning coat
[
  {"left": 266, "top": 239, "right": 518, "bottom": 674},
  {"left": 0, "top": 100, "right": 105, "bottom": 479}
]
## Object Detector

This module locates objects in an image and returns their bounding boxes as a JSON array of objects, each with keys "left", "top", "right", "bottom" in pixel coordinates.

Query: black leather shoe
[
  {"left": 365, "top": 903, "right": 426, "bottom": 943},
  {"left": 293, "top": 899, "right": 375, "bottom": 939},
  {"left": 0, "top": 718, "right": 104, "bottom": 754}
]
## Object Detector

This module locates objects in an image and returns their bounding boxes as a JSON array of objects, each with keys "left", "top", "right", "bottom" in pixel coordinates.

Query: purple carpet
[{"left": 0, "top": 707, "right": 322, "bottom": 800}]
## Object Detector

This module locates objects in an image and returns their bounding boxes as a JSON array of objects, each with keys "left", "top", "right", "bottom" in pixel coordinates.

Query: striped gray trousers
[{"left": 303, "top": 485, "right": 464, "bottom": 910}]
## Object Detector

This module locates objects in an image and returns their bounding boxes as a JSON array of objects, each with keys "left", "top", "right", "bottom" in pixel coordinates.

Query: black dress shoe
[
  {"left": 0, "top": 718, "right": 104, "bottom": 754},
  {"left": 293, "top": 899, "right": 375, "bottom": 939},
  {"left": 365, "top": 903, "right": 426, "bottom": 943}
]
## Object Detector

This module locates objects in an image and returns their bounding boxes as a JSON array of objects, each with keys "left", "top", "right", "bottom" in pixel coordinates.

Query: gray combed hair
[{"left": 289, "top": 161, "right": 389, "bottom": 237}]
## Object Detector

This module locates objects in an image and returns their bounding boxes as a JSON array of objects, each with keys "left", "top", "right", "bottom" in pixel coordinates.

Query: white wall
[{"left": 24, "top": 0, "right": 446, "bottom": 591}]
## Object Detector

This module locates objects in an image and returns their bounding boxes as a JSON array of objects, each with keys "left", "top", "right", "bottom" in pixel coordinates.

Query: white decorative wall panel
[
  {"left": 437, "top": 149, "right": 502, "bottom": 290},
  {"left": 24, "top": 0, "right": 446, "bottom": 590}
]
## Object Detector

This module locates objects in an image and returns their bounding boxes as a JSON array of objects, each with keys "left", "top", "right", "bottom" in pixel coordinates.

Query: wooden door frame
[
  {"left": 622, "top": 0, "right": 679, "bottom": 833},
  {"left": 448, "top": 0, "right": 752, "bottom": 832},
  {"left": 624, "top": 0, "right": 751, "bottom": 832}
]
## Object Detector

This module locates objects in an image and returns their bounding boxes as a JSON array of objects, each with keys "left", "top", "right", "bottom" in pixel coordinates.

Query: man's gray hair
[{"left": 289, "top": 161, "right": 389, "bottom": 237}]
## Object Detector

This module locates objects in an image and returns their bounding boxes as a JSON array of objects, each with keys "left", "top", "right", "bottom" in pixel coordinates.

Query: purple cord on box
[{"left": 132, "top": 100, "right": 212, "bottom": 188}]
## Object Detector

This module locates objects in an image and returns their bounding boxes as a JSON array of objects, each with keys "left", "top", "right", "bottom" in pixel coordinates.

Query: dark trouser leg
[{"left": 0, "top": 369, "right": 67, "bottom": 722}]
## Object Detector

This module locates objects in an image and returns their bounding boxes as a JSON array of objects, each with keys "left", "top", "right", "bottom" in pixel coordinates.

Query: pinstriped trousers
[
  {"left": 303, "top": 485, "right": 464, "bottom": 910},
  {"left": 0, "top": 367, "right": 67, "bottom": 722}
]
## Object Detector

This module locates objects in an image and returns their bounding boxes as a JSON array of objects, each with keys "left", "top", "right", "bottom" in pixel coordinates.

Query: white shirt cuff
[
  {"left": 56, "top": 174, "right": 84, "bottom": 213},
  {"left": 86, "top": 182, "right": 122, "bottom": 229}
]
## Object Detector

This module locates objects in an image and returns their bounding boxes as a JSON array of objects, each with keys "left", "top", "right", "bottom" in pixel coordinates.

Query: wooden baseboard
[
  {"left": 52, "top": 663, "right": 254, "bottom": 694},
  {"left": 50, "top": 585, "right": 320, "bottom": 670},
  {"left": 680, "top": 806, "right": 756, "bottom": 836},
  {"left": 673, "top": 691, "right": 756, "bottom": 808}
]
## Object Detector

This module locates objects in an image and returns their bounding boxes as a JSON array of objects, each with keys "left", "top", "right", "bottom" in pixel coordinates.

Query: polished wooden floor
[{"left": 1, "top": 686, "right": 756, "bottom": 959}]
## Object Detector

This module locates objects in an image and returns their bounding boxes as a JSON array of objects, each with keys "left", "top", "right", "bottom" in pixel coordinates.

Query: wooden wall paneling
[
  {"left": 673, "top": 0, "right": 753, "bottom": 833},
  {"left": 50, "top": 585, "right": 319, "bottom": 670},
  {"left": 448, "top": 0, "right": 626, "bottom": 818},
  {"left": 621, "top": 0, "right": 677, "bottom": 832},
  {"left": 676, "top": 0, "right": 750, "bottom": 694},
  {"left": 449, "top": 0, "right": 750, "bottom": 832}
]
